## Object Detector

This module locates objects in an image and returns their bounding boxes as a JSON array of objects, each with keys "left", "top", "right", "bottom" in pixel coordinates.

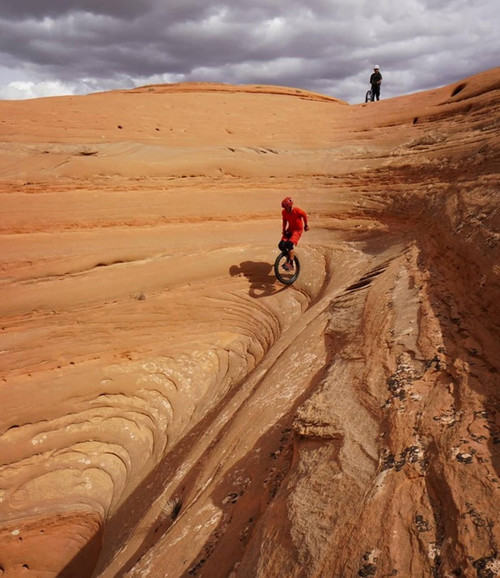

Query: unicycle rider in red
[{"left": 279, "top": 197, "right": 309, "bottom": 271}]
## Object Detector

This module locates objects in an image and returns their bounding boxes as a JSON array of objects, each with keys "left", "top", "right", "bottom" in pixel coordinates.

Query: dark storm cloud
[
  {"left": 0, "top": 0, "right": 498, "bottom": 102},
  {"left": 0, "top": 0, "right": 152, "bottom": 19}
]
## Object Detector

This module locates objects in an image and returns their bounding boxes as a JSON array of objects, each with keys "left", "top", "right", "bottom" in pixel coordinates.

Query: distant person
[
  {"left": 370, "top": 65, "right": 382, "bottom": 101},
  {"left": 279, "top": 197, "right": 309, "bottom": 271}
]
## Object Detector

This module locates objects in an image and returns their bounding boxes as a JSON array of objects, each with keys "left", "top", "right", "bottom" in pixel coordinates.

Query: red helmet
[{"left": 281, "top": 196, "right": 293, "bottom": 209}]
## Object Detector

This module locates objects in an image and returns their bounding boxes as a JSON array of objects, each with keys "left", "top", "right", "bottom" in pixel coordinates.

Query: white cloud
[{"left": 0, "top": 80, "right": 74, "bottom": 100}]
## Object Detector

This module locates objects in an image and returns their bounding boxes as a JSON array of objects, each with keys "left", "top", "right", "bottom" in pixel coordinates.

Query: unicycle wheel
[{"left": 274, "top": 252, "right": 300, "bottom": 285}]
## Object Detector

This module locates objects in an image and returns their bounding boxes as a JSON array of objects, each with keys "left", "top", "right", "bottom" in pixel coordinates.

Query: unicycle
[
  {"left": 365, "top": 88, "right": 373, "bottom": 102},
  {"left": 274, "top": 250, "right": 300, "bottom": 285}
]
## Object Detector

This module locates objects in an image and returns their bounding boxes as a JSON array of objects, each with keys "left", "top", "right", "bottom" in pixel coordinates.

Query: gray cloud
[
  {"left": 0, "top": 0, "right": 152, "bottom": 19},
  {"left": 0, "top": 0, "right": 498, "bottom": 102}
]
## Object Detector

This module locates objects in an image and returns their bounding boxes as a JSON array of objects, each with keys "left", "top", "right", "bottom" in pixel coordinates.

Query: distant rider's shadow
[{"left": 229, "top": 261, "right": 287, "bottom": 298}]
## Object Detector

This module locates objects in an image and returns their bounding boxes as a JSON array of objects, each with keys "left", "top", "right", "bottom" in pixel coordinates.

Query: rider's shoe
[{"left": 282, "top": 261, "right": 294, "bottom": 271}]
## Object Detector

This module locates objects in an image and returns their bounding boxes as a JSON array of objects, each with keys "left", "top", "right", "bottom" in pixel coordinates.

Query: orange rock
[{"left": 0, "top": 68, "right": 499, "bottom": 577}]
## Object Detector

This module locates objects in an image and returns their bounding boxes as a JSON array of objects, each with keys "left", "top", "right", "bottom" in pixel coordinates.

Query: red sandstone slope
[{"left": 0, "top": 68, "right": 499, "bottom": 578}]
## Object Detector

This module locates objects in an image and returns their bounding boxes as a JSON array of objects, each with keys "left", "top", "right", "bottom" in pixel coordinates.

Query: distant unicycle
[
  {"left": 365, "top": 88, "right": 373, "bottom": 102},
  {"left": 274, "top": 247, "right": 300, "bottom": 285}
]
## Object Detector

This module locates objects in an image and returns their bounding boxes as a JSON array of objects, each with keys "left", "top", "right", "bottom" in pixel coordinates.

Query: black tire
[
  {"left": 274, "top": 252, "right": 300, "bottom": 285},
  {"left": 365, "top": 89, "right": 373, "bottom": 103}
]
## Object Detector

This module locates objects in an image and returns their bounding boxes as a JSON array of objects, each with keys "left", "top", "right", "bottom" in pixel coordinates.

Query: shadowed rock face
[{"left": 0, "top": 70, "right": 499, "bottom": 577}]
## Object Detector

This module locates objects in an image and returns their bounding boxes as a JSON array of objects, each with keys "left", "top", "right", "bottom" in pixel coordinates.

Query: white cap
[{"left": 374, "top": 65, "right": 380, "bottom": 69}]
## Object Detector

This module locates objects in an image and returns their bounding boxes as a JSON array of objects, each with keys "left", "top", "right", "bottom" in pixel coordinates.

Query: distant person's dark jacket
[{"left": 370, "top": 71, "right": 382, "bottom": 87}]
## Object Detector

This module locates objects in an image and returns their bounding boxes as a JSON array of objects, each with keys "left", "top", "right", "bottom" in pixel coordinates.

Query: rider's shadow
[{"left": 229, "top": 261, "right": 287, "bottom": 298}]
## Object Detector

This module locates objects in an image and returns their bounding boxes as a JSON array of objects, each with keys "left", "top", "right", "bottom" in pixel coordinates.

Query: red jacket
[{"left": 282, "top": 206, "right": 308, "bottom": 244}]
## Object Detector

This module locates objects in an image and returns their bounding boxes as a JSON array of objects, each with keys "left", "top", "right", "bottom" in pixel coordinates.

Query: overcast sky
[{"left": 0, "top": 0, "right": 498, "bottom": 104}]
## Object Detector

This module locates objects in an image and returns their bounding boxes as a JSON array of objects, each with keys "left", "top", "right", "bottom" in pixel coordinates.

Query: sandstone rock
[{"left": 0, "top": 69, "right": 498, "bottom": 577}]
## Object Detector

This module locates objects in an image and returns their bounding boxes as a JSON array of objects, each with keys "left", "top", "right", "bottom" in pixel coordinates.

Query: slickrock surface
[{"left": 0, "top": 70, "right": 499, "bottom": 577}]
